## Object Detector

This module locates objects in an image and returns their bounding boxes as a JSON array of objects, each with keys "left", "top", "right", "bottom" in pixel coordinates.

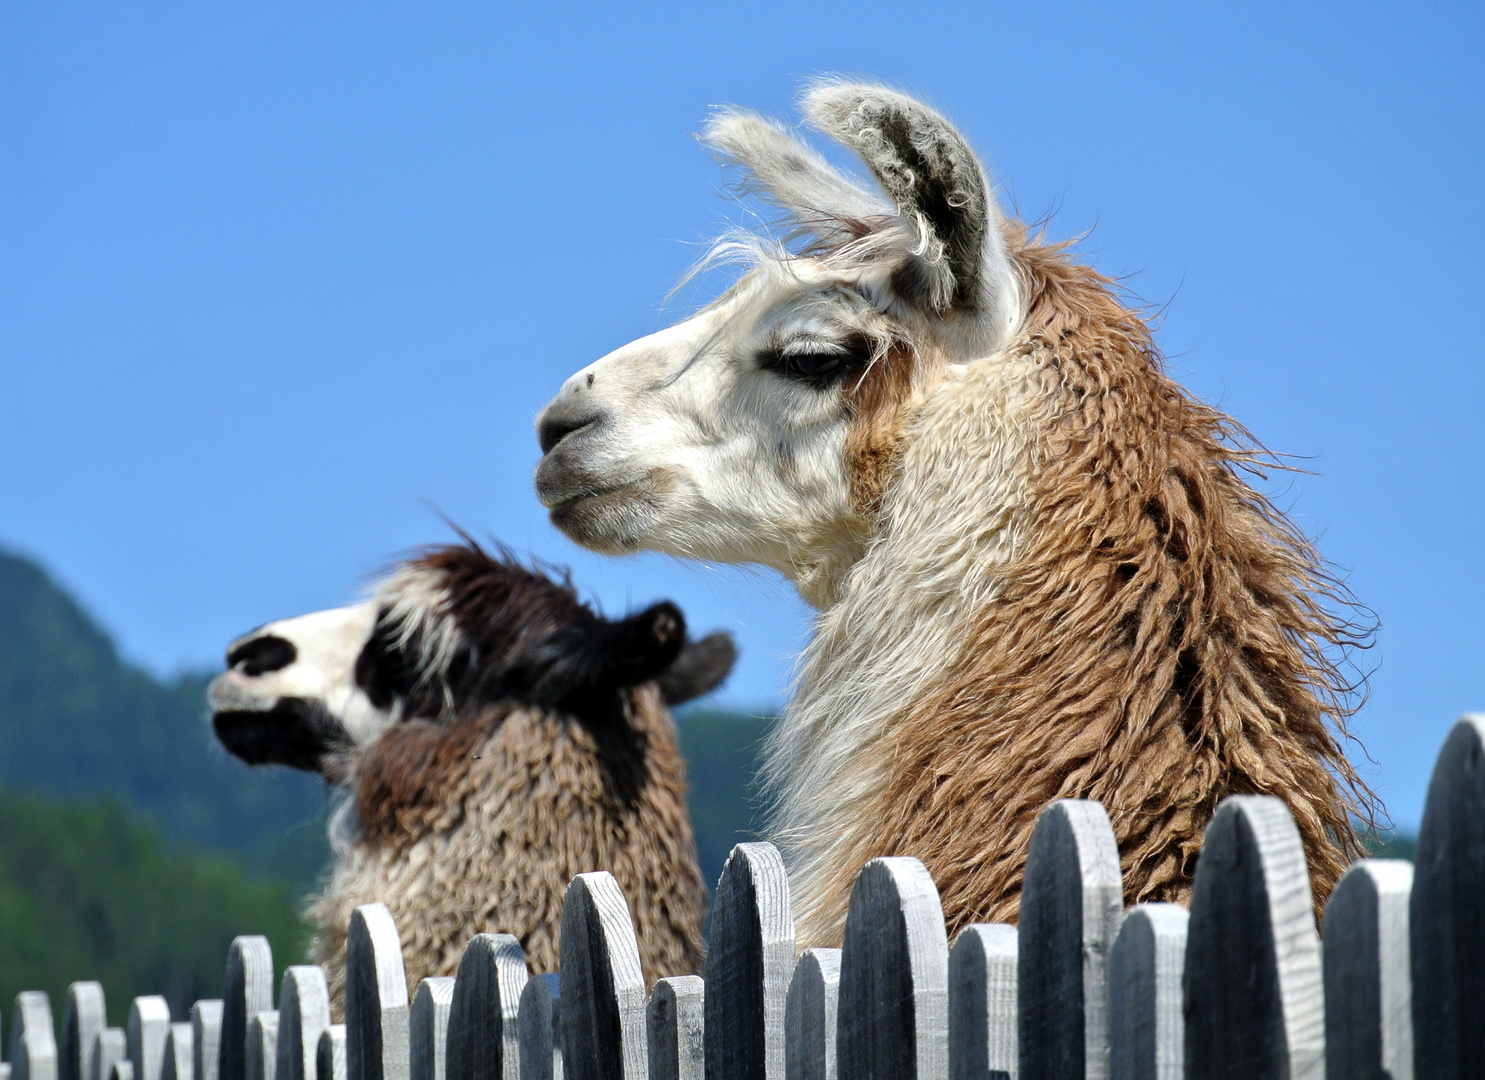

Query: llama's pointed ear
[
  {"left": 804, "top": 81, "right": 1018, "bottom": 348},
  {"left": 658, "top": 631, "right": 737, "bottom": 706},
  {"left": 702, "top": 109, "right": 889, "bottom": 248}
]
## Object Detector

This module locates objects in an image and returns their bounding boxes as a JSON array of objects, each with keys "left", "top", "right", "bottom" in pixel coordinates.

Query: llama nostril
[
  {"left": 226, "top": 634, "right": 297, "bottom": 677},
  {"left": 537, "top": 409, "right": 603, "bottom": 455}
]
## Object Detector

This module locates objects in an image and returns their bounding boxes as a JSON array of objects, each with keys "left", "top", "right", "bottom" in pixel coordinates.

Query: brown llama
[
  {"left": 532, "top": 81, "right": 1373, "bottom": 948},
  {"left": 209, "top": 542, "right": 735, "bottom": 1002}
]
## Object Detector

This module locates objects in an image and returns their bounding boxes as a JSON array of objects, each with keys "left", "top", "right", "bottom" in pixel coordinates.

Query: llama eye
[{"left": 763, "top": 337, "right": 871, "bottom": 389}]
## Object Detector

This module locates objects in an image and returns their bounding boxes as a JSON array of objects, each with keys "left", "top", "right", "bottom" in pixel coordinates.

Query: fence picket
[
  {"left": 517, "top": 977, "right": 561, "bottom": 1080},
  {"left": 315, "top": 1029, "right": 345, "bottom": 1080},
  {"left": 559, "top": 872, "right": 647, "bottom": 1080},
  {"left": 63, "top": 985, "right": 107, "bottom": 1080},
  {"left": 1323, "top": 859, "right": 1413, "bottom": 1080},
  {"left": 785, "top": 948, "right": 840, "bottom": 1080},
  {"left": 107, "top": 1063, "right": 133, "bottom": 1080},
  {"left": 89, "top": 1029, "right": 127, "bottom": 1080},
  {"left": 948, "top": 924, "right": 1017, "bottom": 1080},
  {"left": 162, "top": 1026, "right": 192, "bottom": 1080},
  {"left": 705, "top": 843, "right": 794, "bottom": 1080},
  {"left": 222, "top": 938, "right": 274, "bottom": 1080},
  {"left": 245, "top": 1016, "right": 278, "bottom": 1080},
  {"left": 646, "top": 977, "right": 703, "bottom": 1080},
  {"left": 192, "top": 1003, "right": 223, "bottom": 1080},
  {"left": 278, "top": 969, "right": 330, "bottom": 1080},
  {"left": 409, "top": 980, "right": 455, "bottom": 1080},
  {"left": 445, "top": 934, "right": 528, "bottom": 1080},
  {"left": 1018, "top": 800, "right": 1123, "bottom": 1080},
  {"left": 1411, "top": 713, "right": 1485, "bottom": 1080},
  {"left": 1184, "top": 795, "right": 1323, "bottom": 1080},
  {"left": 127, "top": 999, "right": 171, "bottom": 1080},
  {"left": 836, "top": 856, "right": 950, "bottom": 1080},
  {"left": 1108, "top": 903, "right": 1187, "bottom": 1080},
  {"left": 12, "top": 991, "right": 59, "bottom": 1080},
  {"left": 346, "top": 905, "right": 410, "bottom": 1080}
]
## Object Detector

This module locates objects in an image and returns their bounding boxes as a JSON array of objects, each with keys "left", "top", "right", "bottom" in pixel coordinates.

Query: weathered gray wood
[
  {"left": 222, "top": 938, "right": 275, "bottom": 1080},
  {"left": 278, "top": 969, "right": 330, "bottom": 1080},
  {"left": 409, "top": 980, "right": 455, "bottom": 1080},
  {"left": 163, "top": 1025, "right": 193, "bottom": 1080},
  {"left": 785, "top": 948, "right": 840, "bottom": 1080},
  {"left": 4, "top": 1063, "right": 13, "bottom": 1080},
  {"left": 245, "top": 1016, "right": 278, "bottom": 1080},
  {"left": 128, "top": 999, "right": 171, "bottom": 1080},
  {"left": 948, "top": 924, "right": 1017, "bottom": 1080},
  {"left": 705, "top": 842, "right": 795, "bottom": 1080},
  {"left": 445, "top": 934, "right": 528, "bottom": 1080},
  {"left": 1018, "top": 800, "right": 1123, "bottom": 1080},
  {"left": 559, "top": 871, "right": 648, "bottom": 1080},
  {"left": 64, "top": 985, "right": 107, "bottom": 1080},
  {"left": 12, "top": 991, "right": 59, "bottom": 1080},
  {"left": 1412, "top": 714, "right": 1485, "bottom": 1080},
  {"left": 89, "top": 1029, "right": 127, "bottom": 1080},
  {"left": 346, "top": 904, "right": 410, "bottom": 1080},
  {"left": 108, "top": 1063, "right": 134, "bottom": 1080},
  {"left": 1184, "top": 795, "right": 1324, "bottom": 1080},
  {"left": 315, "top": 1029, "right": 344, "bottom": 1080},
  {"left": 646, "top": 977, "right": 704, "bottom": 1080},
  {"left": 836, "top": 856, "right": 951, "bottom": 1080},
  {"left": 517, "top": 976, "right": 561, "bottom": 1080},
  {"left": 1108, "top": 903, "right": 1187, "bottom": 1080},
  {"left": 191, "top": 1003, "right": 224, "bottom": 1080},
  {"left": 1323, "top": 858, "right": 1413, "bottom": 1080}
]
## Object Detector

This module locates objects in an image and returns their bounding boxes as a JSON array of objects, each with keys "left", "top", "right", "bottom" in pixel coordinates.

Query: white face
[
  {"left": 535, "top": 264, "right": 903, "bottom": 597},
  {"left": 208, "top": 603, "right": 393, "bottom": 776}
]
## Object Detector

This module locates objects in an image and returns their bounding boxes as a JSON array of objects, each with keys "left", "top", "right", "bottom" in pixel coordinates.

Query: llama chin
[
  {"left": 535, "top": 81, "right": 1375, "bottom": 948},
  {"left": 209, "top": 541, "right": 736, "bottom": 1005}
]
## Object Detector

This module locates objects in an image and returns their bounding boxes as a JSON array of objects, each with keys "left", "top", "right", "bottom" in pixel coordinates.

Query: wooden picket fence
[{"left": 3, "top": 715, "right": 1482, "bottom": 1080}]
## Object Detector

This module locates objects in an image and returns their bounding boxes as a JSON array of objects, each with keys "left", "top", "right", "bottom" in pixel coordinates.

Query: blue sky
[{"left": 2, "top": 3, "right": 1481, "bottom": 830}]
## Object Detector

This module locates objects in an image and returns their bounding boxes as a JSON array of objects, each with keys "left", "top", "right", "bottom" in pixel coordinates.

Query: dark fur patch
[
  {"left": 226, "top": 634, "right": 297, "bottom": 676},
  {"left": 213, "top": 698, "right": 348, "bottom": 771},
  {"left": 658, "top": 631, "right": 738, "bottom": 705}
]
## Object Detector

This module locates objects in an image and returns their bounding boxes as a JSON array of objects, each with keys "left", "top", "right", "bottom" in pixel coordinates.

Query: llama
[
  {"left": 533, "top": 82, "right": 1372, "bottom": 948},
  {"left": 208, "top": 541, "right": 734, "bottom": 1000}
]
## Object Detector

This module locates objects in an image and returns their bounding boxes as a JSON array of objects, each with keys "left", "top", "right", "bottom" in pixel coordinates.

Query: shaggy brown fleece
[
  {"left": 812, "top": 226, "right": 1374, "bottom": 941},
  {"left": 309, "top": 682, "right": 706, "bottom": 1008}
]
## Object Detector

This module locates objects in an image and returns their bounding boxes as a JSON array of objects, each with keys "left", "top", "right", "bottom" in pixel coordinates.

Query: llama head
[
  {"left": 208, "top": 543, "right": 736, "bottom": 783},
  {"left": 534, "top": 82, "right": 1020, "bottom": 605}
]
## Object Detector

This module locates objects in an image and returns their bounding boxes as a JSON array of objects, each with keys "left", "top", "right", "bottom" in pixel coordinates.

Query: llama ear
[
  {"left": 803, "top": 81, "right": 1018, "bottom": 347},
  {"left": 701, "top": 109, "right": 890, "bottom": 249},
  {"left": 658, "top": 631, "right": 738, "bottom": 706}
]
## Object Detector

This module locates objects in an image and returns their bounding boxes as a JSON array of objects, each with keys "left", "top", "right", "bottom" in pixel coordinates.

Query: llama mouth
[
  {"left": 544, "top": 473, "right": 679, "bottom": 553},
  {"left": 212, "top": 698, "right": 350, "bottom": 774}
]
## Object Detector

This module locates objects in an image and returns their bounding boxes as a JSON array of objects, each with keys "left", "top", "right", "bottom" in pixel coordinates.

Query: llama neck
[{"left": 765, "top": 343, "right": 1042, "bottom": 940}]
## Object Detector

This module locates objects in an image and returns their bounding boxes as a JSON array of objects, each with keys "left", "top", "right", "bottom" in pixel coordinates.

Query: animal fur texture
[
  {"left": 533, "top": 81, "right": 1374, "bottom": 949},
  {"left": 209, "top": 543, "right": 728, "bottom": 1004}
]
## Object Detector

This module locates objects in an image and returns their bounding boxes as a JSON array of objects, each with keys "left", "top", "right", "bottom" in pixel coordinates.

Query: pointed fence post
[
  {"left": 1184, "top": 795, "right": 1324, "bottom": 1080},
  {"left": 409, "top": 980, "right": 455, "bottom": 1080},
  {"left": 222, "top": 938, "right": 275, "bottom": 1080},
  {"left": 128, "top": 1000, "right": 172, "bottom": 1080},
  {"left": 646, "top": 977, "right": 704, "bottom": 1080},
  {"left": 12, "top": 991, "right": 59, "bottom": 1080},
  {"left": 1107, "top": 903, "right": 1187, "bottom": 1080},
  {"left": 64, "top": 985, "right": 107, "bottom": 1080},
  {"left": 107, "top": 1064, "right": 133, "bottom": 1080},
  {"left": 785, "top": 948, "right": 840, "bottom": 1080},
  {"left": 948, "top": 924, "right": 1017, "bottom": 1080},
  {"left": 1323, "top": 858, "right": 1413, "bottom": 1080},
  {"left": 278, "top": 969, "right": 330, "bottom": 1080},
  {"left": 162, "top": 1026, "right": 192, "bottom": 1080},
  {"left": 705, "top": 842, "right": 795, "bottom": 1080},
  {"left": 517, "top": 977, "right": 561, "bottom": 1080},
  {"left": 315, "top": 1029, "right": 345, "bottom": 1080},
  {"left": 245, "top": 1017, "right": 278, "bottom": 1080},
  {"left": 446, "top": 934, "right": 528, "bottom": 1080},
  {"left": 836, "top": 856, "right": 950, "bottom": 1080},
  {"left": 559, "top": 872, "right": 648, "bottom": 1080},
  {"left": 346, "top": 905, "right": 410, "bottom": 1080},
  {"left": 90, "top": 1030, "right": 127, "bottom": 1080},
  {"left": 1018, "top": 800, "right": 1123, "bottom": 1080},
  {"left": 192, "top": 1003, "right": 223, "bottom": 1080},
  {"left": 1412, "top": 714, "right": 1485, "bottom": 1080}
]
